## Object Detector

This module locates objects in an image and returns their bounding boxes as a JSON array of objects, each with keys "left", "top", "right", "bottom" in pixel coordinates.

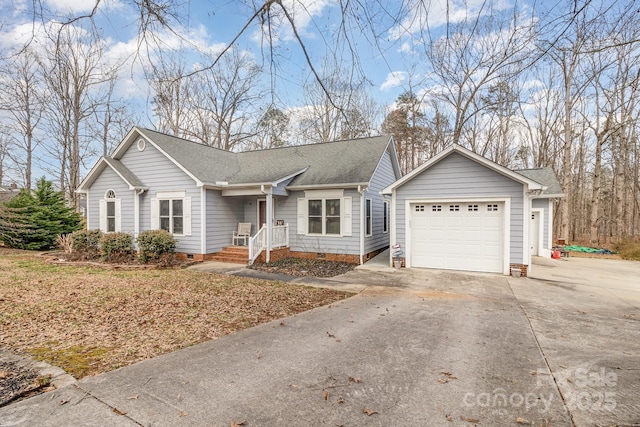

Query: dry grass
[{"left": 0, "top": 248, "right": 351, "bottom": 379}]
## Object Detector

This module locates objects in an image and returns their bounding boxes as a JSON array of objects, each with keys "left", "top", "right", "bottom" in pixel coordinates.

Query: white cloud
[
  {"left": 380, "top": 71, "right": 408, "bottom": 91},
  {"left": 388, "top": 0, "right": 513, "bottom": 40},
  {"left": 250, "top": 0, "right": 332, "bottom": 45},
  {"left": 46, "top": 0, "right": 98, "bottom": 14}
]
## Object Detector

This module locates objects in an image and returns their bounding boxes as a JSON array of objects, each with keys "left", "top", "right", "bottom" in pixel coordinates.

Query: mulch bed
[{"left": 249, "top": 257, "right": 357, "bottom": 278}]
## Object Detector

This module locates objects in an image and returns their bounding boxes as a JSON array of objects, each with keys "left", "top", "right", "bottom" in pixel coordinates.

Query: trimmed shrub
[
  {"left": 100, "top": 232, "right": 133, "bottom": 262},
  {"left": 70, "top": 229, "right": 103, "bottom": 259},
  {"left": 137, "top": 229, "right": 177, "bottom": 263}
]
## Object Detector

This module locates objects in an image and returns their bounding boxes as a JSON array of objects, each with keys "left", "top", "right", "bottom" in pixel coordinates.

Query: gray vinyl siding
[
  {"left": 364, "top": 149, "right": 397, "bottom": 254},
  {"left": 119, "top": 142, "right": 201, "bottom": 253},
  {"left": 87, "top": 167, "right": 134, "bottom": 232},
  {"left": 278, "top": 189, "right": 361, "bottom": 255},
  {"left": 394, "top": 152, "right": 525, "bottom": 264},
  {"left": 243, "top": 198, "right": 258, "bottom": 229},
  {"left": 532, "top": 198, "right": 550, "bottom": 249},
  {"left": 206, "top": 190, "right": 244, "bottom": 252}
]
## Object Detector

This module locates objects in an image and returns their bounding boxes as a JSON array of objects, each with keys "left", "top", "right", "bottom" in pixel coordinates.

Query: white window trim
[
  {"left": 365, "top": 198, "right": 372, "bottom": 237},
  {"left": 99, "top": 189, "right": 121, "bottom": 233},
  {"left": 151, "top": 191, "right": 191, "bottom": 236},
  {"left": 297, "top": 196, "right": 352, "bottom": 237}
]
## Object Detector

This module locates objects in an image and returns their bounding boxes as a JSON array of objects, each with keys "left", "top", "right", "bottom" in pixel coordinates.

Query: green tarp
[{"left": 562, "top": 245, "right": 615, "bottom": 254}]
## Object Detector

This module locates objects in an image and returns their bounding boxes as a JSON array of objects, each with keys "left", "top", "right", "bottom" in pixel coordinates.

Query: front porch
[
  {"left": 204, "top": 222, "right": 290, "bottom": 264},
  {"left": 205, "top": 245, "right": 292, "bottom": 264}
]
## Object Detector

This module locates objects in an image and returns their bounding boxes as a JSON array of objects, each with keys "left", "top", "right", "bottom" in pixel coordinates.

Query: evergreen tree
[{"left": 0, "top": 177, "right": 83, "bottom": 250}]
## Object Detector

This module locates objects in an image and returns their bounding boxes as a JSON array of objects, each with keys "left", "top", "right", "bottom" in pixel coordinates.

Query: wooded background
[{"left": 1, "top": 0, "right": 639, "bottom": 245}]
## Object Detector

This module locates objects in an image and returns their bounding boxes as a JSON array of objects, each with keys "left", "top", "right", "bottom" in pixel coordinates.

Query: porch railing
[{"left": 248, "top": 223, "right": 289, "bottom": 265}]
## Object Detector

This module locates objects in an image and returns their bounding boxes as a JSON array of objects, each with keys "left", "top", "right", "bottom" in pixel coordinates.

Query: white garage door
[{"left": 410, "top": 202, "right": 504, "bottom": 273}]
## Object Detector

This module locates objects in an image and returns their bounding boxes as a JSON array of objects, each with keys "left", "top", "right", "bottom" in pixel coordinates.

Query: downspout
[
  {"left": 358, "top": 185, "right": 367, "bottom": 265},
  {"left": 201, "top": 187, "right": 207, "bottom": 256}
]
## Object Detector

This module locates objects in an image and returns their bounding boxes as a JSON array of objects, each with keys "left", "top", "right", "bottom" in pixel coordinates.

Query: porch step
[{"left": 207, "top": 246, "right": 250, "bottom": 264}]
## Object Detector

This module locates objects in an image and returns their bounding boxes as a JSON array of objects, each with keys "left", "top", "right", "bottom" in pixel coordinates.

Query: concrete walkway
[{"left": 2, "top": 257, "right": 638, "bottom": 426}]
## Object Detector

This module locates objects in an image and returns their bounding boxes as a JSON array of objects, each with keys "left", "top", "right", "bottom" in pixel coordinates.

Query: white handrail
[
  {"left": 249, "top": 225, "right": 266, "bottom": 265},
  {"left": 248, "top": 224, "right": 289, "bottom": 265}
]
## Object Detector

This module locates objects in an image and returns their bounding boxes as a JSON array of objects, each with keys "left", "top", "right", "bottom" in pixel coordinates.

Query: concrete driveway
[
  {"left": 1, "top": 258, "right": 638, "bottom": 426},
  {"left": 511, "top": 256, "right": 640, "bottom": 426}
]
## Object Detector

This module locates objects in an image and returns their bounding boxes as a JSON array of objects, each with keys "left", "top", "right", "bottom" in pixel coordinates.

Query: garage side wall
[
  {"left": 532, "top": 198, "right": 550, "bottom": 251},
  {"left": 393, "top": 152, "right": 525, "bottom": 265}
]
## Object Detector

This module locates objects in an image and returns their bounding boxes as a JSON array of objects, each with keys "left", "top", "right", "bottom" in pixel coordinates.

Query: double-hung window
[
  {"left": 298, "top": 191, "right": 351, "bottom": 237},
  {"left": 308, "top": 199, "right": 341, "bottom": 235},
  {"left": 365, "top": 199, "right": 372, "bottom": 236},
  {"left": 159, "top": 199, "right": 183, "bottom": 234},
  {"left": 151, "top": 191, "right": 191, "bottom": 236},
  {"left": 99, "top": 189, "right": 120, "bottom": 233}
]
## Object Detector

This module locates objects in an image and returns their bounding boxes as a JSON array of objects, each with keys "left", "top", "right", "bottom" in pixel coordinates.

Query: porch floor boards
[{"left": 207, "top": 246, "right": 249, "bottom": 264}]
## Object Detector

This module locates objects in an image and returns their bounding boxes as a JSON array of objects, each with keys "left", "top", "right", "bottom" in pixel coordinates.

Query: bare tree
[
  {"left": 91, "top": 78, "right": 139, "bottom": 157},
  {"left": 424, "top": 6, "right": 536, "bottom": 147},
  {"left": 251, "top": 106, "right": 290, "bottom": 150},
  {"left": 187, "top": 49, "right": 264, "bottom": 151},
  {"left": 149, "top": 53, "right": 191, "bottom": 137},
  {"left": 0, "top": 49, "right": 44, "bottom": 190},
  {"left": 42, "top": 25, "right": 121, "bottom": 207},
  {"left": 296, "top": 63, "right": 380, "bottom": 144}
]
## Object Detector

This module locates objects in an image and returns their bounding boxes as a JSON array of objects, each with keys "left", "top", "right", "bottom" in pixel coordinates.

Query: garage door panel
[{"left": 410, "top": 201, "right": 504, "bottom": 273}]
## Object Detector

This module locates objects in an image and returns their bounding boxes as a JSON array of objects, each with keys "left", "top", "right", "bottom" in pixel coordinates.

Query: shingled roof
[
  {"left": 514, "top": 167, "right": 563, "bottom": 196},
  {"left": 135, "top": 128, "right": 394, "bottom": 187}
]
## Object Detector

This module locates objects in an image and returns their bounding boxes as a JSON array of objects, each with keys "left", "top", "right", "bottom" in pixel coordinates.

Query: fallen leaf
[
  {"left": 363, "top": 408, "right": 378, "bottom": 416},
  {"left": 460, "top": 415, "right": 480, "bottom": 422},
  {"left": 516, "top": 417, "right": 530, "bottom": 424},
  {"left": 113, "top": 408, "right": 127, "bottom": 415},
  {"left": 327, "top": 332, "right": 336, "bottom": 338},
  {"left": 231, "top": 421, "right": 246, "bottom": 427},
  {"left": 440, "top": 371, "right": 457, "bottom": 379},
  {"left": 323, "top": 390, "right": 329, "bottom": 400}
]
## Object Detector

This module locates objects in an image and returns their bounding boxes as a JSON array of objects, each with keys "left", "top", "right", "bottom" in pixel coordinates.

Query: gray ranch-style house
[
  {"left": 382, "top": 144, "right": 563, "bottom": 277},
  {"left": 77, "top": 127, "right": 402, "bottom": 264}
]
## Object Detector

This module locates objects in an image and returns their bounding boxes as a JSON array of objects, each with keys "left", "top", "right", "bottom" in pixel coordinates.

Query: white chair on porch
[{"left": 232, "top": 222, "right": 251, "bottom": 246}]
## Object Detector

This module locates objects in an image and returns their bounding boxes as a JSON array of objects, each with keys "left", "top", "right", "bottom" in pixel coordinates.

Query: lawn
[{"left": 0, "top": 248, "right": 351, "bottom": 379}]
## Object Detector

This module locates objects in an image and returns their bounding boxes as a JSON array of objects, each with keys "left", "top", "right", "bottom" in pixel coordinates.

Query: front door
[{"left": 258, "top": 200, "right": 267, "bottom": 227}]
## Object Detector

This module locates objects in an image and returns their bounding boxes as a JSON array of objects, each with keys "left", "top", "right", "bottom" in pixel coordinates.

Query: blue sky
[{"left": 1, "top": 0, "right": 526, "bottom": 117}]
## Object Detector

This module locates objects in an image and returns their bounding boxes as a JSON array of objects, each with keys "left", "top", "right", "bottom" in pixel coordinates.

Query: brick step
[
  {"left": 207, "top": 255, "right": 248, "bottom": 264},
  {"left": 221, "top": 246, "right": 250, "bottom": 254}
]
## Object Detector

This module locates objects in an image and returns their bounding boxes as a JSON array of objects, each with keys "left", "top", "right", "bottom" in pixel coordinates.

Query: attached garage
[
  {"left": 382, "top": 144, "right": 560, "bottom": 276},
  {"left": 409, "top": 200, "right": 506, "bottom": 273}
]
